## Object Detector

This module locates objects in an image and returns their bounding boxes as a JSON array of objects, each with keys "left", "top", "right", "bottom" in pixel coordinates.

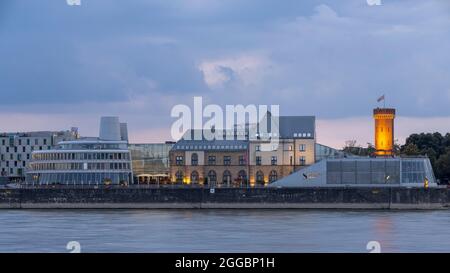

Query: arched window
[
  {"left": 269, "top": 170, "right": 278, "bottom": 182},
  {"left": 222, "top": 170, "right": 232, "bottom": 185},
  {"left": 191, "top": 153, "right": 198, "bottom": 166},
  {"left": 208, "top": 170, "right": 217, "bottom": 184},
  {"left": 175, "top": 171, "right": 183, "bottom": 183},
  {"left": 238, "top": 170, "right": 247, "bottom": 186},
  {"left": 190, "top": 171, "right": 199, "bottom": 184},
  {"left": 256, "top": 170, "right": 264, "bottom": 185}
]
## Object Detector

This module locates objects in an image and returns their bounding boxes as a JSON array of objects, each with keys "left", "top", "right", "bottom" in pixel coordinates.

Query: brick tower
[{"left": 373, "top": 108, "right": 396, "bottom": 156}]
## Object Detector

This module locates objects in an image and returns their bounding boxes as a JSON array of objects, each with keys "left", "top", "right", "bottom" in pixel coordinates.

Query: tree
[
  {"left": 435, "top": 151, "right": 450, "bottom": 184},
  {"left": 402, "top": 143, "right": 420, "bottom": 156}
]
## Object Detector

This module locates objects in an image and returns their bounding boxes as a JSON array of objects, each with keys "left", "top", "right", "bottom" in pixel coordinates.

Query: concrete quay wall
[{"left": 0, "top": 187, "right": 448, "bottom": 209}]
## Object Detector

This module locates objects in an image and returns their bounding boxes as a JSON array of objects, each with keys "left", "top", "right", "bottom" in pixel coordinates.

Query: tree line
[{"left": 343, "top": 132, "right": 450, "bottom": 184}]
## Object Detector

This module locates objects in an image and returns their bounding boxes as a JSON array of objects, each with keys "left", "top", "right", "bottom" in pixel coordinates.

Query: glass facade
[
  {"left": 326, "top": 158, "right": 435, "bottom": 185},
  {"left": 129, "top": 143, "right": 173, "bottom": 184},
  {"left": 26, "top": 140, "right": 132, "bottom": 185}
]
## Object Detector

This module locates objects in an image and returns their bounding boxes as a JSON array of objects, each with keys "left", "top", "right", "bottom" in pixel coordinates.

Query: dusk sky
[{"left": 1, "top": 0, "right": 450, "bottom": 148}]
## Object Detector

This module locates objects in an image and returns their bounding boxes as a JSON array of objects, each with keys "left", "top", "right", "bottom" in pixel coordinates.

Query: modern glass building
[
  {"left": 270, "top": 157, "right": 437, "bottom": 188},
  {"left": 25, "top": 117, "right": 133, "bottom": 186},
  {"left": 129, "top": 143, "right": 174, "bottom": 184}
]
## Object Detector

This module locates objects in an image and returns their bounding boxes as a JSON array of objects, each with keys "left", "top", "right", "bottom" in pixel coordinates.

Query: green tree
[
  {"left": 435, "top": 151, "right": 450, "bottom": 183},
  {"left": 402, "top": 143, "right": 420, "bottom": 156}
]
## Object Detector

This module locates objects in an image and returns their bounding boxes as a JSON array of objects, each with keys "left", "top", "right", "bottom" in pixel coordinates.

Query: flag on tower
[{"left": 377, "top": 95, "right": 385, "bottom": 102}]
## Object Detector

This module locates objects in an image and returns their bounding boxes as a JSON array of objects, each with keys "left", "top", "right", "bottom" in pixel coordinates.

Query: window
[
  {"left": 175, "top": 156, "right": 184, "bottom": 166},
  {"left": 299, "top": 144, "right": 306, "bottom": 152},
  {"left": 255, "top": 145, "right": 260, "bottom": 151},
  {"left": 207, "top": 170, "right": 217, "bottom": 183},
  {"left": 208, "top": 156, "right": 216, "bottom": 165},
  {"left": 190, "top": 171, "right": 199, "bottom": 184},
  {"left": 222, "top": 170, "right": 232, "bottom": 185},
  {"left": 239, "top": 155, "right": 246, "bottom": 165},
  {"left": 271, "top": 156, "right": 277, "bottom": 165},
  {"left": 256, "top": 156, "right": 262, "bottom": 166},
  {"left": 269, "top": 170, "right": 278, "bottom": 182},
  {"left": 35, "top": 139, "right": 38, "bottom": 145},
  {"left": 256, "top": 171, "right": 264, "bottom": 185},
  {"left": 299, "top": 156, "right": 306, "bottom": 166},
  {"left": 191, "top": 153, "right": 198, "bottom": 166},
  {"left": 22, "top": 147, "right": 26, "bottom": 153},
  {"left": 43, "top": 139, "right": 47, "bottom": 145},
  {"left": 175, "top": 171, "right": 183, "bottom": 183},
  {"left": 224, "top": 156, "right": 231, "bottom": 166},
  {"left": 238, "top": 170, "right": 247, "bottom": 184},
  {"left": 27, "top": 139, "right": 30, "bottom": 145}
]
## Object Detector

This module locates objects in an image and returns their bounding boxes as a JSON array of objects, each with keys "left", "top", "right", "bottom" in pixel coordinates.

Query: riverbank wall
[{"left": 0, "top": 187, "right": 448, "bottom": 209}]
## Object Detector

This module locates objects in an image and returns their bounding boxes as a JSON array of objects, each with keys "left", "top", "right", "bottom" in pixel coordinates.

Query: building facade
[
  {"left": 170, "top": 136, "right": 249, "bottom": 187},
  {"left": 0, "top": 129, "right": 78, "bottom": 182},
  {"left": 248, "top": 116, "right": 316, "bottom": 186},
  {"left": 169, "top": 114, "right": 317, "bottom": 186},
  {"left": 26, "top": 117, "right": 133, "bottom": 186},
  {"left": 129, "top": 142, "right": 174, "bottom": 184}
]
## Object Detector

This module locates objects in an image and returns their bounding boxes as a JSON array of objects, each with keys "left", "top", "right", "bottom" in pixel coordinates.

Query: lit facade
[
  {"left": 169, "top": 114, "right": 317, "bottom": 186},
  {"left": 169, "top": 135, "right": 249, "bottom": 187},
  {"left": 373, "top": 108, "right": 395, "bottom": 156},
  {"left": 129, "top": 142, "right": 174, "bottom": 184}
]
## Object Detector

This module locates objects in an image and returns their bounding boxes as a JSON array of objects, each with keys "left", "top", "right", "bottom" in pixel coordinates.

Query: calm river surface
[{"left": 0, "top": 209, "right": 449, "bottom": 253}]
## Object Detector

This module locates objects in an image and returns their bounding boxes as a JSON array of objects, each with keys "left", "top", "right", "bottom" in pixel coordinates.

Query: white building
[{"left": 26, "top": 117, "right": 133, "bottom": 186}]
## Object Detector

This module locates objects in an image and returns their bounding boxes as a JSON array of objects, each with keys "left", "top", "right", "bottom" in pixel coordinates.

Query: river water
[{"left": 0, "top": 209, "right": 449, "bottom": 253}]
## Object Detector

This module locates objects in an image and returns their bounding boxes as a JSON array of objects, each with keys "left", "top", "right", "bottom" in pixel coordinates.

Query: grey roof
[
  {"left": 258, "top": 113, "right": 315, "bottom": 139},
  {"left": 172, "top": 130, "right": 248, "bottom": 151},
  {"left": 0, "top": 131, "right": 68, "bottom": 138},
  {"left": 278, "top": 116, "right": 315, "bottom": 139}
]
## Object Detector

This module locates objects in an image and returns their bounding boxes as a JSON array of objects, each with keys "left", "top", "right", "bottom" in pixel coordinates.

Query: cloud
[
  {"left": 198, "top": 54, "right": 272, "bottom": 88},
  {"left": 1, "top": 0, "right": 450, "bottom": 146}
]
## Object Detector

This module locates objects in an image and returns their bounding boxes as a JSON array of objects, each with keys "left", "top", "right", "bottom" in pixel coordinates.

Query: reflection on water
[{"left": 0, "top": 210, "right": 449, "bottom": 253}]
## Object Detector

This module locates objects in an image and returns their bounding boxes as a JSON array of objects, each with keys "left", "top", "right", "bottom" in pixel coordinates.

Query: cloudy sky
[{"left": 1, "top": 0, "right": 450, "bottom": 148}]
